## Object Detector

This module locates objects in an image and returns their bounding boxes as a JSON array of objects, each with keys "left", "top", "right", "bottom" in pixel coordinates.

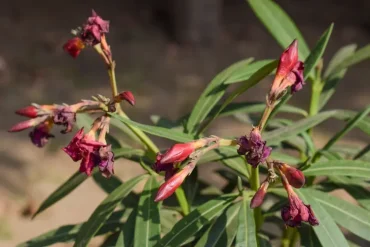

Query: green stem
[
  {"left": 175, "top": 186, "right": 190, "bottom": 215},
  {"left": 258, "top": 103, "right": 274, "bottom": 131},
  {"left": 250, "top": 167, "right": 263, "bottom": 230},
  {"left": 281, "top": 227, "right": 297, "bottom": 247},
  {"left": 308, "top": 80, "right": 323, "bottom": 135}
]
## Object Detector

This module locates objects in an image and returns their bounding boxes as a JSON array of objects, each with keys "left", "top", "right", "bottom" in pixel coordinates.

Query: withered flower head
[
  {"left": 29, "top": 121, "right": 54, "bottom": 148},
  {"left": 269, "top": 40, "right": 305, "bottom": 102},
  {"left": 237, "top": 128, "right": 272, "bottom": 168},
  {"left": 281, "top": 189, "right": 319, "bottom": 227},
  {"left": 52, "top": 103, "right": 83, "bottom": 134},
  {"left": 98, "top": 145, "right": 115, "bottom": 178},
  {"left": 81, "top": 10, "right": 110, "bottom": 46}
]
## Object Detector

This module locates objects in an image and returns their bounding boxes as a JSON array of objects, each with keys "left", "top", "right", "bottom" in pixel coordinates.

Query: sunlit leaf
[{"left": 304, "top": 160, "right": 370, "bottom": 178}]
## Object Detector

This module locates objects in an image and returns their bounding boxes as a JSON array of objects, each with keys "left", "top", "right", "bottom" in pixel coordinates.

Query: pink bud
[
  {"left": 118, "top": 91, "right": 135, "bottom": 106},
  {"left": 16, "top": 106, "right": 38, "bottom": 118},
  {"left": 279, "top": 163, "right": 305, "bottom": 188},
  {"left": 8, "top": 118, "right": 45, "bottom": 132},
  {"left": 154, "top": 166, "right": 191, "bottom": 202},
  {"left": 159, "top": 143, "right": 196, "bottom": 165},
  {"left": 250, "top": 180, "right": 269, "bottom": 208}
]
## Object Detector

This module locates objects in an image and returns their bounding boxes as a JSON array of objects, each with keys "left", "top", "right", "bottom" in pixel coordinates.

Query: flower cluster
[{"left": 63, "top": 10, "right": 110, "bottom": 58}]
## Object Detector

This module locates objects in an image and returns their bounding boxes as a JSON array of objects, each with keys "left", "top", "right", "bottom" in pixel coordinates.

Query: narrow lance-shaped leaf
[
  {"left": 321, "top": 105, "right": 370, "bottom": 151},
  {"left": 32, "top": 171, "right": 91, "bottom": 219},
  {"left": 235, "top": 191, "right": 258, "bottom": 247},
  {"left": 299, "top": 224, "right": 323, "bottom": 247},
  {"left": 304, "top": 23, "right": 334, "bottom": 79},
  {"left": 73, "top": 174, "right": 148, "bottom": 247},
  {"left": 156, "top": 193, "right": 238, "bottom": 247},
  {"left": 305, "top": 189, "right": 370, "bottom": 242},
  {"left": 115, "top": 231, "right": 124, "bottom": 247},
  {"left": 186, "top": 58, "right": 254, "bottom": 134},
  {"left": 329, "top": 44, "right": 370, "bottom": 75},
  {"left": 109, "top": 112, "right": 194, "bottom": 143},
  {"left": 93, "top": 172, "right": 123, "bottom": 194},
  {"left": 303, "top": 160, "right": 370, "bottom": 178},
  {"left": 296, "top": 190, "right": 349, "bottom": 247},
  {"left": 320, "top": 44, "right": 357, "bottom": 109},
  {"left": 195, "top": 202, "right": 240, "bottom": 247},
  {"left": 247, "top": 0, "right": 310, "bottom": 59},
  {"left": 263, "top": 110, "right": 337, "bottom": 145},
  {"left": 18, "top": 210, "right": 125, "bottom": 247},
  {"left": 134, "top": 176, "right": 161, "bottom": 247},
  {"left": 198, "top": 60, "right": 277, "bottom": 134}
]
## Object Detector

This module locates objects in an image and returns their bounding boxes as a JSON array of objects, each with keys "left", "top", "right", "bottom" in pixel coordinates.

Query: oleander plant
[{"left": 11, "top": 1, "right": 370, "bottom": 247}]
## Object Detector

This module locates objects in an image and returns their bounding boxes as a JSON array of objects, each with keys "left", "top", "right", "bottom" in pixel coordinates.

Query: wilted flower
[
  {"left": 277, "top": 163, "right": 305, "bottom": 188},
  {"left": 29, "top": 121, "right": 54, "bottom": 148},
  {"left": 155, "top": 165, "right": 192, "bottom": 202},
  {"left": 281, "top": 189, "right": 319, "bottom": 227},
  {"left": 81, "top": 10, "right": 110, "bottom": 46},
  {"left": 237, "top": 128, "right": 272, "bottom": 167},
  {"left": 269, "top": 39, "right": 305, "bottom": 102},
  {"left": 251, "top": 180, "right": 270, "bottom": 208},
  {"left": 98, "top": 145, "right": 115, "bottom": 178},
  {"left": 53, "top": 103, "right": 84, "bottom": 134}
]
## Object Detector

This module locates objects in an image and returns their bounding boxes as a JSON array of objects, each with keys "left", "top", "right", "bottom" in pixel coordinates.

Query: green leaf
[
  {"left": 247, "top": 0, "right": 310, "bottom": 59},
  {"left": 333, "top": 110, "right": 370, "bottom": 136},
  {"left": 93, "top": 172, "right": 123, "bottom": 194},
  {"left": 322, "top": 105, "right": 370, "bottom": 151},
  {"left": 32, "top": 171, "right": 90, "bottom": 219},
  {"left": 109, "top": 113, "right": 194, "bottom": 143},
  {"left": 329, "top": 44, "right": 370, "bottom": 75},
  {"left": 195, "top": 202, "right": 240, "bottom": 247},
  {"left": 76, "top": 113, "right": 94, "bottom": 129},
  {"left": 114, "top": 147, "right": 146, "bottom": 161},
  {"left": 18, "top": 210, "right": 125, "bottom": 247},
  {"left": 110, "top": 118, "right": 143, "bottom": 146},
  {"left": 74, "top": 174, "right": 148, "bottom": 247},
  {"left": 320, "top": 44, "right": 357, "bottom": 109},
  {"left": 304, "top": 160, "right": 370, "bottom": 178},
  {"left": 304, "top": 24, "right": 334, "bottom": 79},
  {"left": 217, "top": 102, "right": 308, "bottom": 118},
  {"left": 134, "top": 176, "right": 161, "bottom": 247},
  {"left": 186, "top": 58, "right": 254, "bottom": 134},
  {"left": 235, "top": 192, "right": 258, "bottom": 247},
  {"left": 224, "top": 60, "right": 276, "bottom": 84},
  {"left": 222, "top": 156, "right": 250, "bottom": 179},
  {"left": 122, "top": 209, "right": 137, "bottom": 247},
  {"left": 297, "top": 190, "right": 349, "bottom": 247},
  {"left": 270, "top": 152, "right": 300, "bottom": 164},
  {"left": 264, "top": 111, "right": 337, "bottom": 145},
  {"left": 299, "top": 224, "right": 323, "bottom": 247},
  {"left": 198, "top": 60, "right": 277, "bottom": 134},
  {"left": 156, "top": 193, "right": 238, "bottom": 247},
  {"left": 258, "top": 234, "right": 272, "bottom": 247},
  {"left": 306, "top": 188, "right": 370, "bottom": 241},
  {"left": 329, "top": 176, "right": 370, "bottom": 210},
  {"left": 115, "top": 231, "right": 124, "bottom": 247}
]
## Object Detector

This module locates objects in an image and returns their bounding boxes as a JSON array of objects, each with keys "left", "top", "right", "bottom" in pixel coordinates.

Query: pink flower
[
  {"left": 237, "top": 128, "right": 272, "bottom": 168},
  {"left": 63, "top": 127, "right": 115, "bottom": 177},
  {"left": 63, "top": 37, "right": 85, "bottom": 58},
  {"left": 269, "top": 40, "right": 305, "bottom": 102}
]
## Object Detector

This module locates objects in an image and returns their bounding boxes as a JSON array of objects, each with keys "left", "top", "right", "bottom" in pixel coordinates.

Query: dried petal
[
  {"left": 53, "top": 108, "right": 76, "bottom": 134},
  {"left": 98, "top": 145, "right": 115, "bottom": 178},
  {"left": 29, "top": 122, "right": 54, "bottom": 148}
]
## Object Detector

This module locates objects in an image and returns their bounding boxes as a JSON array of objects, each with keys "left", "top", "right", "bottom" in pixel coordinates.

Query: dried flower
[
  {"left": 237, "top": 128, "right": 272, "bottom": 167},
  {"left": 281, "top": 189, "right": 319, "bottom": 227},
  {"left": 155, "top": 165, "right": 192, "bottom": 202},
  {"left": 269, "top": 40, "right": 305, "bottom": 102},
  {"left": 63, "top": 37, "right": 85, "bottom": 58},
  {"left": 251, "top": 180, "right": 270, "bottom": 208},
  {"left": 29, "top": 121, "right": 54, "bottom": 148},
  {"left": 81, "top": 10, "right": 110, "bottom": 46},
  {"left": 98, "top": 145, "right": 115, "bottom": 178},
  {"left": 277, "top": 163, "right": 305, "bottom": 188}
]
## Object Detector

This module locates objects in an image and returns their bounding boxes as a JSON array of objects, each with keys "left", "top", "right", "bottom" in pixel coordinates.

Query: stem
[
  {"left": 175, "top": 186, "right": 190, "bottom": 215},
  {"left": 281, "top": 227, "right": 296, "bottom": 247},
  {"left": 258, "top": 102, "right": 274, "bottom": 131},
  {"left": 308, "top": 79, "right": 323, "bottom": 135},
  {"left": 250, "top": 166, "right": 263, "bottom": 230}
]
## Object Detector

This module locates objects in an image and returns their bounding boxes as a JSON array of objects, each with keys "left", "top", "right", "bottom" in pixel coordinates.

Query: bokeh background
[{"left": 0, "top": 0, "right": 369, "bottom": 246}]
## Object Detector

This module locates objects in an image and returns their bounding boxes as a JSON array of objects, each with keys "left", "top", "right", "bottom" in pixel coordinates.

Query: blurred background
[{"left": 0, "top": 0, "right": 369, "bottom": 246}]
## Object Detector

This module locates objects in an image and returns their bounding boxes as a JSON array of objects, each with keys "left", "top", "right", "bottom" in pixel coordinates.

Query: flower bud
[
  {"left": 15, "top": 106, "right": 38, "bottom": 118},
  {"left": 63, "top": 37, "right": 85, "bottom": 58},
  {"left": 279, "top": 163, "right": 305, "bottom": 188},
  {"left": 250, "top": 180, "right": 269, "bottom": 208},
  {"left": 8, "top": 117, "right": 47, "bottom": 132},
  {"left": 159, "top": 142, "right": 197, "bottom": 165},
  {"left": 154, "top": 165, "right": 191, "bottom": 202},
  {"left": 114, "top": 91, "right": 135, "bottom": 106}
]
